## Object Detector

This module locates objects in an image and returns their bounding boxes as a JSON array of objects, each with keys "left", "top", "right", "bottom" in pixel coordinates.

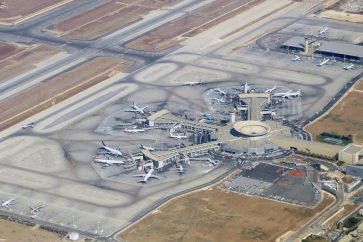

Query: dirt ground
[
  {"left": 318, "top": 9, "right": 363, "bottom": 23},
  {"left": 0, "top": 219, "right": 63, "bottom": 242},
  {"left": 117, "top": 188, "right": 334, "bottom": 242},
  {"left": 0, "top": 57, "right": 132, "bottom": 131},
  {"left": 324, "top": 204, "right": 357, "bottom": 229},
  {"left": 52, "top": 0, "right": 182, "bottom": 40},
  {"left": 0, "top": 42, "right": 63, "bottom": 82},
  {"left": 306, "top": 79, "right": 363, "bottom": 144},
  {"left": 0, "top": 0, "right": 75, "bottom": 24},
  {"left": 126, "top": 0, "right": 266, "bottom": 51}
]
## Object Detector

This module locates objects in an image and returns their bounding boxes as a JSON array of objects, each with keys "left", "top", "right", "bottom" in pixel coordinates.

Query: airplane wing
[
  {"left": 133, "top": 174, "right": 146, "bottom": 177},
  {"left": 149, "top": 175, "right": 160, "bottom": 179},
  {"left": 124, "top": 109, "right": 138, "bottom": 112}
]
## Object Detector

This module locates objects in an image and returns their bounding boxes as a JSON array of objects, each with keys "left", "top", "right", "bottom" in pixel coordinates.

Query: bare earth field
[
  {"left": 306, "top": 79, "right": 363, "bottom": 144},
  {"left": 0, "top": 0, "right": 76, "bottom": 25},
  {"left": 318, "top": 9, "right": 363, "bottom": 23},
  {"left": 0, "top": 42, "right": 63, "bottom": 82},
  {"left": 0, "top": 57, "right": 133, "bottom": 131},
  {"left": 126, "top": 0, "right": 266, "bottom": 51},
  {"left": 52, "top": 0, "right": 182, "bottom": 40},
  {"left": 117, "top": 188, "right": 334, "bottom": 242},
  {"left": 0, "top": 219, "right": 63, "bottom": 242}
]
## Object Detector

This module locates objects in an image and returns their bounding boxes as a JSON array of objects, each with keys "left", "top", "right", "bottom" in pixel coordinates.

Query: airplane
[
  {"left": 139, "top": 144, "right": 155, "bottom": 151},
  {"left": 273, "top": 90, "right": 301, "bottom": 99},
  {"left": 94, "top": 157, "right": 125, "bottom": 165},
  {"left": 202, "top": 113, "right": 214, "bottom": 121},
  {"left": 125, "top": 103, "right": 148, "bottom": 115},
  {"left": 30, "top": 202, "right": 45, "bottom": 215},
  {"left": 100, "top": 141, "right": 123, "bottom": 156},
  {"left": 318, "top": 26, "right": 328, "bottom": 35},
  {"left": 176, "top": 164, "right": 187, "bottom": 173},
  {"left": 343, "top": 64, "right": 356, "bottom": 70},
  {"left": 317, "top": 58, "right": 330, "bottom": 67},
  {"left": 243, "top": 82, "right": 250, "bottom": 93},
  {"left": 22, "top": 122, "right": 35, "bottom": 129},
  {"left": 133, "top": 168, "right": 160, "bottom": 183},
  {"left": 1, "top": 198, "right": 15, "bottom": 209},
  {"left": 207, "top": 158, "right": 218, "bottom": 166},
  {"left": 184, "top": 80, "right": 204, "bottom": 86},
  {"left": 169, "top": 132, "right": 188, "bottom": 139},
  {"left": 124, "top": 127, "right": 145, "bottom": 133},
  {"left": 291, "top": 55, "right": 301, "bottom": 61},
  {"left": 210, "top": 97, "right": 225, "bottom": 103},
  {"left": 214, "top": 88, "right": 226, "bottom": 96},
  {"left": 265, "top": 85, "right": 277, "bottom": 93}
]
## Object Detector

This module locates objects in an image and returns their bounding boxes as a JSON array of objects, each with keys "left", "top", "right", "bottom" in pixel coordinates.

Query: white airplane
[
  {"left": 291, "top": 55, "right": 301, "bottom": 61},
  {"left": 207, "top": 158, "right": 218, "bottom": 166},
  {"left": 139, "top": 144, "right": 155, "bottom": 151},
  {"left": 100, "top": 141, "right": 123, "bottom": 156},
  {"left": 124, "top": 127, "right": 145, "bottom": 133},
  {"left": 317, "top": 58, "right": 330, "bottom": 67},
  {"left": 30, "top": 202, "right": 44, "bottom": 215},
  {"left": 176, "top": 164, "right": 187, "bottom": 173},
  {"left": 184, "top": 80, "right": 204, "bottom": 86},
  {"left": 273, "top": 90, "right": 301, "bottom": 99},
  {"left": 125, "top": 103, "right": 148, "bottom": 115},
  {"left": 210, "top": 97, "right": 225, "bottom": 103},
  {"left": 134, "top": 169, "right": 160, "bottom": 183},
  {"left": 318, "top": 26, "right": 329, "bottom": 35},
  {"left": 343, "top": 64, "right": 356, "bottom": 70},
  {"left": 265, "top": 85, "right": 277, "bottom": 93},
  {"left": 169, "top": 132, "right": 188, "bottom": 139},
  {"left": 243, "top": 82, "right": 250, "bottom": 93},
  {"left": 94, "top": 157, "right": 125, "bottom": 165},
  {"left": 214, "top": 88, "right": 226, "bottom": 96},
  {"left": 1, "top": 198, "right": 15, "bottom": 208},
  {"left": 22, "top": 122, "right": 35, "bottom": 129}
]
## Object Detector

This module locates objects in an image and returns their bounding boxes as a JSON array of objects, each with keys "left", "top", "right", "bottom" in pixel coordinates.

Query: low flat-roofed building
[
  {"left": 339, "top": 144, "right": 363, "bottom": 164},
  {"left": 281, "top": 36, "right": 363, "bottom": 62}
]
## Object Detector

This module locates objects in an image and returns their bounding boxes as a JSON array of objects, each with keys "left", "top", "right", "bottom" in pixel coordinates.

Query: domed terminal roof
[{"left": 233, "top": 121, "right": 270, "bottom": 137}]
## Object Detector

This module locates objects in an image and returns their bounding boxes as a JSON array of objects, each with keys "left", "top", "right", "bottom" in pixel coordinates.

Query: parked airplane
[
  {"left": 30, "top": 202, "right": 44, "bottom": 215},
  {"left": 133, "top": 168, "right": 160, "bottom": 183},
  {"left": 343, "top": 64, "right": 356, "bottom": 70},
  {"left": 318, "top": 26, "right": 328, "bottom": 35},
  {"left": 184, "top": 80, "right": 204, "bottom": 86},
  {"left": 317, "top": 58, "right": 330, "bottom": 67},
  {"left": 100, "top": 141, "right": 123, "bottom": 156},
  {"left": 94, "top": 156, "right": 125, "bottom": 165},
  {"left": 125, "top": 103, "right": 148, "bottom": 115},
  {"left": 1, "top": 198, "right": 15, "bottom": 208},
  {"left": 265, "top": 85, "right": 277, "bottom": 93},
  {"left": 169, "top": 132, "right": 188, "bottom": 139},
  {"left": 214, "top": 88, "right": 226, "bottom": 96},
  {"left": 273, "top": 90, "right": 301, "bottom": 99},
  {"left": 176, "top": 164, "right": 187, "bottom": 173},
  {"left": 291, "top": 55, "right": 301, "bottom": 61},
  {"left": 22, "top": 122, "right": 35, "bottom": 129},
  {"left": 210, "top": 97, "right": 225, "bottom": 103},
  {"left": 207, "top": 158, "right": 218, "bottom": 166},
  {"left": 124, "top": 127, "right": 145, "bottom": 133},
  {"left": 139, "top": 144, "right": 155, "bottom": 151}
]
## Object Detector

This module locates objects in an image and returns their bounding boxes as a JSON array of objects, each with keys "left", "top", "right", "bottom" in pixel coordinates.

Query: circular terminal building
[{"left": 233, "top": 121, "right": 270, "bottom": 137}]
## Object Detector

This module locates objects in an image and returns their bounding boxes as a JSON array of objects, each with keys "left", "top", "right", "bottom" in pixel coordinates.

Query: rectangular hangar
[{"left": 281, "top": 36, "right": 363, "bottom": 63}]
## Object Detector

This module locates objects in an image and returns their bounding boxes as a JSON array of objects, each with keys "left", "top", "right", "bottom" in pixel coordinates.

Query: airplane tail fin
[{"left": 102, "top": 141, "right": 106, "bottom": 146}]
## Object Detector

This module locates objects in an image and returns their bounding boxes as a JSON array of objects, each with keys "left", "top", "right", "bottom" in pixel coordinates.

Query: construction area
[{"left": 117, "top": 187, "right": 334, "bottom": 242}]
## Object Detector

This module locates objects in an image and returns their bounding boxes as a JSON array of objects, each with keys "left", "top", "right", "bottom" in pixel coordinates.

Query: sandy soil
[
  {"left": 0, "top": 0, "right": 75, "bottom": 24},
  {"left": 117, "top": 188, "right": 334, "bottom": 242},
  {"left": 318, "top": 9, "right": 363, "bottom": 23},
  {"left": 0, "top": 43, "right": 63, "bottom": 82},
  {"left": 324, "top": 204, "right": 357, "bottom": 229},
  {"left": 0, "top": 57, "right": 133, "bottom": 131},
  {"left": 126, "top": 0, "right": 266, "bottom": 51},
  {"left": 306, "top": 79, "right": 363, "bottom": 144},
  {"left": 0, "top": 219, "right": 63, "bottom": 242},
  {"left": 52, "top": 0, "right": 182, "bottom": 40}
]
